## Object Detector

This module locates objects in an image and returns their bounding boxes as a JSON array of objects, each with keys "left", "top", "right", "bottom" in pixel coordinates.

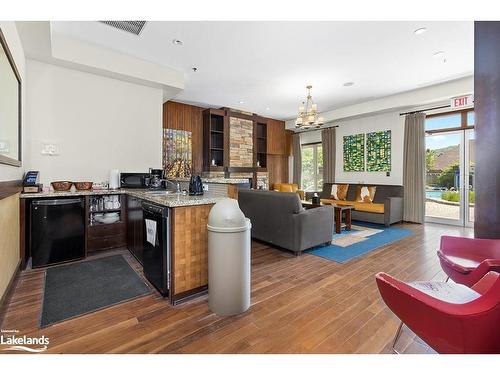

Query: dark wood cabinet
[
  {"left": 203, "top": 108, "right": 228, "bottom": 172},
  {"left": 126, "top": 195, "right": 144, "bottom": 264},
  {"left": 255, "top": 120, "right": 267, "bottom": 168},
  {"left": 85, "top": 195, "right": 126, "bottom": 253}
]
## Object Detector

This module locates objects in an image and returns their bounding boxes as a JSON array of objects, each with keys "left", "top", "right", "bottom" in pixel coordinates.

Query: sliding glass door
[{"left": 424, "top": 110, "right": 475, "bottom": 226}]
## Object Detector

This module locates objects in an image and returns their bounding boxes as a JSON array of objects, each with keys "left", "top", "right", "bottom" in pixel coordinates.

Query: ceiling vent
[{"left": 99, "top": 21, "right": 147, "bottom": 36}]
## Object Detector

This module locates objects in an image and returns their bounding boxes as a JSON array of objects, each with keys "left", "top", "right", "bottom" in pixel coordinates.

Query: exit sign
[{"left": 451, "top": 94, "right": 474, "bottom": 109}]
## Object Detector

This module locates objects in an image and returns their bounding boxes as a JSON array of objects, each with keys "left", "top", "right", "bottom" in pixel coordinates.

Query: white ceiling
[{"left": 48, "top": 21, "right": 473, "bottom": 120}]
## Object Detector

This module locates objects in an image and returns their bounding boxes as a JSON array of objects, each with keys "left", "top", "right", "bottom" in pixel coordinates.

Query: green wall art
[
  {"left": 343, "top": 134, "right": 365, "bottom": 172},
  {"left": 367, "top": 130, "right": 391, "bottom": 172}
]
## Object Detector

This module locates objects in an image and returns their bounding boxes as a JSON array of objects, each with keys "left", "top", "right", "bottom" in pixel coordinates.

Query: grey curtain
[
  {"left": 292, "top": 133, "right": 302, "bottom": 187},
  {"left": 322, "top": 127, "right": 336, "bottom": 183},
  {"left": 403, "top": 112, "right": 426, "bottom": 223}
]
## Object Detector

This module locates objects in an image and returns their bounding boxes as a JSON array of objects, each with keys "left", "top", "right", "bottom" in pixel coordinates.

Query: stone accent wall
[{"left": 229, "top": 117, "right": 254, "bottom": 167}]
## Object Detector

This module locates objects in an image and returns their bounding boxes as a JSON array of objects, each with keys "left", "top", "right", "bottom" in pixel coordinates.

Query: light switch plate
[{"left": 41, "top": 143, "right": 60, "bottom": 156}]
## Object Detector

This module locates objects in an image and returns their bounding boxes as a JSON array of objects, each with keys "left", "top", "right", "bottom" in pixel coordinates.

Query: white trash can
[{"left": 207, "top": 198, "right": 251, "bottom": 316}]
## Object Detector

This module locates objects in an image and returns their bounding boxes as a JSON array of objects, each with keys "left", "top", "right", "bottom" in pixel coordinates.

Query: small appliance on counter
[
  {"left": 120, "top": 172, "right": 149, "bottom": 188},
  {"left": 109, "top": 169, "right": 120, "bottom": 190},
  {"left": 22, "top": 171, "right": 42, "bottom": 193},
  {"left": 147, "top": 168, "right": 164, "bottom": 190},
  {"left": 189, "top": 175, "right": 204, "bottom": 196}
]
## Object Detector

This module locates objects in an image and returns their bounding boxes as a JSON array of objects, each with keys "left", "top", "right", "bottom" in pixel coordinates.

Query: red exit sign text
[{"left": 451, "top": 94, "right": 474, "bottom": 109}]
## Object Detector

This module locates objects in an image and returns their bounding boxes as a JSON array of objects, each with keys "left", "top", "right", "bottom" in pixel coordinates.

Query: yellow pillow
[
  {"left": 356, "top": 186, "right": 376, "bottom": 203},
  {"left": 330, "top": 184, "right": 349, "bottom": 200}
]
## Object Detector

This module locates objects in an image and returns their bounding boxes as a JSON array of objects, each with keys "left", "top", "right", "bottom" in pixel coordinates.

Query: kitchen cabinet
[
  {"left": 85, "top": 195, "right": 126, "bottom": 252},
  {"left": 126, "top": 195, "right": 144, "bottom": 265}
]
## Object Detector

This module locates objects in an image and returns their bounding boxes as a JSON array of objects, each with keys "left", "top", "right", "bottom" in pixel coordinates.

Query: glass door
[
  {"left": 425, "top": 131, "right": 463, "bottom": 225},
  {"left": 424, "top": 109, "right": 475, "bottom": 227}
]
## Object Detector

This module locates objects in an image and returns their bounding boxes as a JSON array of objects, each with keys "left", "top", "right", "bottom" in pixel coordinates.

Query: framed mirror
[{"left": 0, "top": 27, "right": 22, "bottom": 167}]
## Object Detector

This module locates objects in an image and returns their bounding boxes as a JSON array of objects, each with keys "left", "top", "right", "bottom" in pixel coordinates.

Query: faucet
[{"left": 165, "top": 179, "right": 181, "bottom": 193}]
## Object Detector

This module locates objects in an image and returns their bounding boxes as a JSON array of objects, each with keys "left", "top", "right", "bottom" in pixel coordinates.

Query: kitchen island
[{"left": 19, "top": 182, "right": 247, "bottom": 304}]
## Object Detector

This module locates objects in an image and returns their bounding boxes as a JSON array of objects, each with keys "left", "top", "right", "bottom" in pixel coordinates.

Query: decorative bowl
[
  {"left": 74, "top": 181, "right": 93, "bottom": 191},
  {"left": 51, "top": 181, "right": 73, "bottom": 191}
]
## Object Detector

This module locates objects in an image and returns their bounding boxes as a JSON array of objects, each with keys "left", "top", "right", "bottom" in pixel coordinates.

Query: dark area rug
[{"left": 40, "top": 254, "right": 150, "bottom": 327}]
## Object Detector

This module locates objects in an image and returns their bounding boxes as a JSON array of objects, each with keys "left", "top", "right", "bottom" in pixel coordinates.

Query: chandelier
[{"left": 295, "top": 85, "right": 325, "bottom": 129}]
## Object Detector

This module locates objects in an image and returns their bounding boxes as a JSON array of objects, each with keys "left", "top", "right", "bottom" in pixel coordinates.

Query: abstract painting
[
  {"left": 163, "top": 129, "right": 192, "bottom": 178},
  {"left": 343, "top": 134, "right": 365, "bottom": 172},
  {"left": 367, "top": 130, "right": 391, "bottom": 172}
]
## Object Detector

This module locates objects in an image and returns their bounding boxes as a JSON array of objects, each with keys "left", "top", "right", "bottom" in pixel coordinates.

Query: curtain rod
[
  {"left": 399, "top": 104, "right": 450, "bottom": 116},
  {"left": 295, "top": 124, "right": 339, "bottom": 134}
]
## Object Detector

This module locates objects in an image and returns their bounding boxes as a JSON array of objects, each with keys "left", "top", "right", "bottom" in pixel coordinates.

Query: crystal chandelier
[{"left": 295, "top": 85, "right": 325, "bottom": 129}]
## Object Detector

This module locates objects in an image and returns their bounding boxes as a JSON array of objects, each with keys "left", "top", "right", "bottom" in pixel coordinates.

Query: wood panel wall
[
  {"left": 0, "top": 193, "right": 21, "bottom": 304},
  {"left": 163, "top": 101, "right": 205, "bottom": 174},
  {"left": 474, "top": 21, "right": 500, "bottom": 238},
  {"left": 171, "top": 204, "right": 213, "bottom": 295},
  {"left": 163, "top": 100, "right": 290, "bottom": 188}
]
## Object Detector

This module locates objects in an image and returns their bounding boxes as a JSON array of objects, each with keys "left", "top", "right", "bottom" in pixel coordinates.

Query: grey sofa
[
  {"left": 238, "top": 189, "right": 334, "bottom": 255},
  {"left": 318, "top": 183, "right": 404, "bottom": 227}
]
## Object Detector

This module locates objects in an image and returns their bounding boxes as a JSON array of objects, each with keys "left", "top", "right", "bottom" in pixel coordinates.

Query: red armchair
[
  {"left": 438, "top": 235, "right": 500, "bottom": 287},
  {"left": 376, "top": 271, "right": 500, "bottom": 354}
]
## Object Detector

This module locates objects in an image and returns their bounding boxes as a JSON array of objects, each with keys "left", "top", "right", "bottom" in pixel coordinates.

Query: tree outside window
[{"left": 301, "top": 143, "right": 323, "bottom": 191}]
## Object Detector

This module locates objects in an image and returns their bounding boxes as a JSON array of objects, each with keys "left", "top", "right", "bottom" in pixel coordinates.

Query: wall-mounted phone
[{"left": 23, "top": 171, "right": 42, "bottom": 193}]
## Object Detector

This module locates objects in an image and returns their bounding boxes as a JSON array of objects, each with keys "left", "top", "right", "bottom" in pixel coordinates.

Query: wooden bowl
[
  {"left": 51, "top": 181, "right": 73, "bottom": 191},
  {"left": 74, "top": 181, "right": 93, "bottom": 191}
]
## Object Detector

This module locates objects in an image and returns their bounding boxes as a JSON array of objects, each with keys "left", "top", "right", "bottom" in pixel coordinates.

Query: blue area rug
[{"left": 306, "top": 221, "right": 413, "bottom": 263}]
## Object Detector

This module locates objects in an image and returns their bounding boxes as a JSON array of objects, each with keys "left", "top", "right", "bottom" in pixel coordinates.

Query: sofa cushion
[
  {"left": 354, "top": 202, "right": 385, "bottom": 214},
  {"left": 330, "top": 184, "right": 349, "bottom": 200},
  {"left": 356, "top": 186, "right": 377, "bottom": 203}
]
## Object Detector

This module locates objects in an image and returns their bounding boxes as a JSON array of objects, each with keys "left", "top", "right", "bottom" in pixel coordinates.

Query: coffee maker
[{"left": 147, "top": 168, "right": 164, "bottom": 190}]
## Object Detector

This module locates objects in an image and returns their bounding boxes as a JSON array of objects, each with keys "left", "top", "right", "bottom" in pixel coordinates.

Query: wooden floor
[{"left": 0, "top": 223, "right": 472, "bottom": 354}]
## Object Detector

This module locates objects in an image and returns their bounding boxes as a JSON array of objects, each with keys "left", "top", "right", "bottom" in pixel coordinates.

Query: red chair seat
[
  {"left": 376, "top": 271, "right": 500, "bottom": 353},
  {"left": 438, "top": 236, "right": 500, "bottom": 286}
]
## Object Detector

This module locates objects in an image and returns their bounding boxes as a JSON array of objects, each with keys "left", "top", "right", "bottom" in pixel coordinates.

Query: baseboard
[{"left": 0, "top": 259, "right": 21, "bottom": 327}]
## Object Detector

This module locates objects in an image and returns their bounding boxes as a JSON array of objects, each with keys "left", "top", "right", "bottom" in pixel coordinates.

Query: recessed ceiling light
[
  {"left": 172, "top": 39, "right": 183, "bottom": 46},
  {"left": 414, "top": 27, "right": 427, "bottom": 35},
  {"left": 239, "top": 100, "right": 244, "bottom": 104},
  {"left": 265, "top": 107, "right": 270, "bottom": 111},
  {"left": 433, "top": 51, "right": 445, "bottom": 58},
  {"left": 343, "top": 82, "right": 355, "bottom": 87}
]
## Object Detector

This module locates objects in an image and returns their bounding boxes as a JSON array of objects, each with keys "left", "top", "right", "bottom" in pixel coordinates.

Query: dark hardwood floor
[{"left": 0, "top": 223, "right": 472, "bottom": 354}]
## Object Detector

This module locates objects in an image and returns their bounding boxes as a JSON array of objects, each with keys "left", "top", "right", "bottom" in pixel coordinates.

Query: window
[
  {"left": 301, "top": 143, "right": 323, "bottom": 191},
  {"left": 425, "top": 109, "right": 474, "bottom": 132}
]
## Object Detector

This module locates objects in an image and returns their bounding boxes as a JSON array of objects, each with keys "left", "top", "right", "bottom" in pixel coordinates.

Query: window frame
[
  {"left": 425, "top": 108, "right": 475, "bottom": 134},
  {"left": 301, "top": 142, "right": 323, "bottom": 192}
]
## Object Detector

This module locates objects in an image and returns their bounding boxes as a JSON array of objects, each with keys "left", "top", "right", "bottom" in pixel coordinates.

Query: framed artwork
[
  {"left": 343, "top": 134, "right": 365, "bottom": 172},
  {"left": 367, "top": 130, "right": 391, "bottom": 172},
  {"left": 163, "top": 129, "right": 193, "bottom": 178}
]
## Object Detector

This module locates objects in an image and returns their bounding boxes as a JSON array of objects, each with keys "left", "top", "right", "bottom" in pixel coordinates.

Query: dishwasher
[
  {"left": 31, "top": 198, "right": 86, "bottom": 268},
  {"left": 142, "top": 201, "right": 170, "bottom": 296}
]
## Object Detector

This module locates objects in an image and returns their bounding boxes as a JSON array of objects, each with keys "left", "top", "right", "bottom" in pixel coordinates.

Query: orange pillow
[
  {"left": 330, "top": 184, "right": 349, "bottom": 200},
  {"left": 356, "top": 186, "right": 376, "bottom": 203}
]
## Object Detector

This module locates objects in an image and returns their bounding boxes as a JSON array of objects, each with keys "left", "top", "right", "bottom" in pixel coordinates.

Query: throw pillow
[
  {"left": 330, "top": 184, "right": 349, "bottom": 200},
  {"left": 356, "top": 186, "right": 377, "bottom": 203}
]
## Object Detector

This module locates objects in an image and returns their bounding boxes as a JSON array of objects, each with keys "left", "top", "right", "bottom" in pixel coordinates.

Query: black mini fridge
[{"left": 31, "top": 198, "right": 86, "bottom": 268}]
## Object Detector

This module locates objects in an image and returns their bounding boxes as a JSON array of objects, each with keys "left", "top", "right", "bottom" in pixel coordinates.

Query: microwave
[{"left": 120, "top": 173, "right": 149, "bottom": 188}]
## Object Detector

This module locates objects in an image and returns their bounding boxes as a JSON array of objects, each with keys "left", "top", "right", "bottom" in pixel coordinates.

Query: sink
[{"left": 147, "top": 190, "right": 180, "bottom": 195}]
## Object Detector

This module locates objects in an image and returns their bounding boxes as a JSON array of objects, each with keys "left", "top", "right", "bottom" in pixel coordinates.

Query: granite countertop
[
  {"left": 20, "top": 188, "right": 226, "bottom": 208},
  {"left": 20, "top": 189, "right": 124, "bottom": 199},
  {"left": 127, "top": 190, "right": 225, "bottom": 207},
  {"left": 172, "top": 177, "right": 250, "bottom": 184}
]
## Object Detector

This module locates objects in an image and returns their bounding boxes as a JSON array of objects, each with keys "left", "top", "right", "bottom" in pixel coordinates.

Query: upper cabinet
[{"left": 267, "top": 119, "right": 286, "bottom": 155}]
